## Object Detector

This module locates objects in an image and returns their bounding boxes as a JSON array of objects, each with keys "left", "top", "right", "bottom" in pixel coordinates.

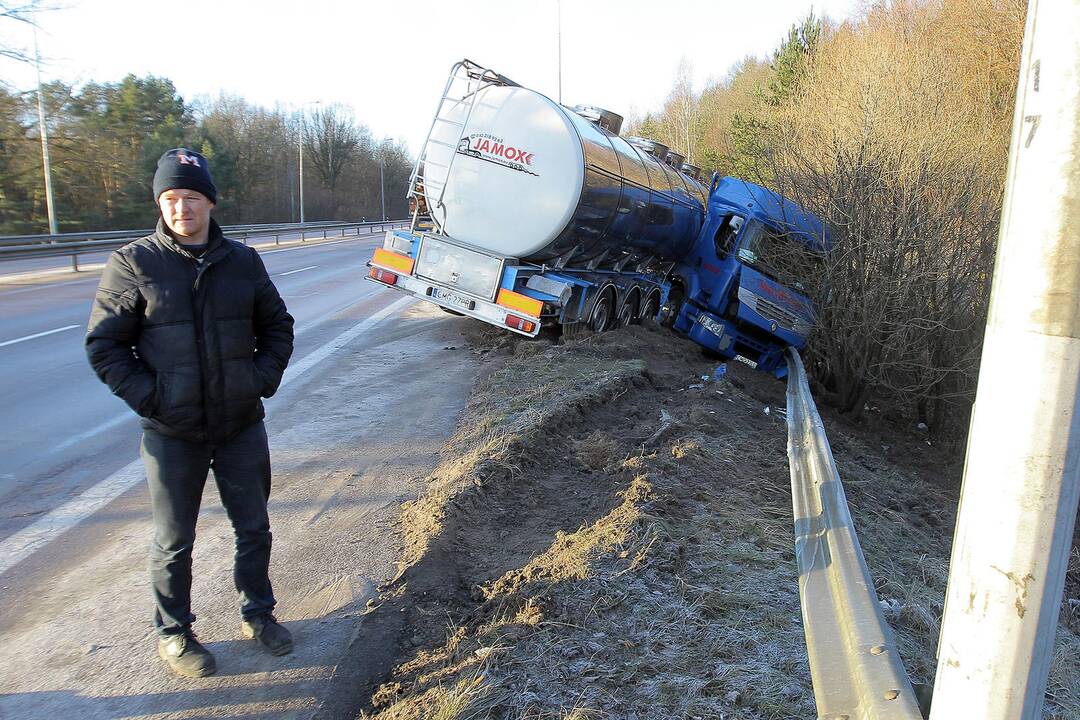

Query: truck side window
[{"left": 714, "top": 215, "right": 744, "bottom": 258}]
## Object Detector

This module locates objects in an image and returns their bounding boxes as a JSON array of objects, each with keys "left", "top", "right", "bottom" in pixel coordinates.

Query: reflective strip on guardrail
[{"left": 785, "top": 348, "right": 923, "bottom": 720}]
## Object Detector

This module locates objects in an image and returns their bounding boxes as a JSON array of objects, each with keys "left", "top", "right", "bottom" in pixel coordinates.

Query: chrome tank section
[
  {"left": 555, "top": 113, "right": 707, "bottom": 269},
  {"left": 424, "top": 84, "right": 707, "bottom": 270}
]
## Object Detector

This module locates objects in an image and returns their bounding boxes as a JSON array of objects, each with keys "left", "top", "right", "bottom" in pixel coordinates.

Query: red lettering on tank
[{"left": 460, "top": 134, "right": 539, "bottom": 174}]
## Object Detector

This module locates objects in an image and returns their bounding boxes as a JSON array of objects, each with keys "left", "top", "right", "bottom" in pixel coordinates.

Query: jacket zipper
[{"left": 193, "top": 258, "right": 215, "bottom": 441}]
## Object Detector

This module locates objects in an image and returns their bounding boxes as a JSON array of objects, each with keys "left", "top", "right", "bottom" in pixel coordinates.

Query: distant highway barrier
[
  {"left": 785, "top": 348, "right": 924, "bottom": 719},
  {"left": 0, "top": 220, "right": 407, "bottom": 271}
]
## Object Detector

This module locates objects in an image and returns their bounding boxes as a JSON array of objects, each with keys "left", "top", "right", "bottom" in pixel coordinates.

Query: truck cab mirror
[{"left": 714, "top": 214, "right": 744, "bottom": 258}]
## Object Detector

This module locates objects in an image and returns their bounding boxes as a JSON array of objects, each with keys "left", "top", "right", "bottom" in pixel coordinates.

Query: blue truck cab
[{"left": 669, "top": 176, "right": 828, "bottom": 378}]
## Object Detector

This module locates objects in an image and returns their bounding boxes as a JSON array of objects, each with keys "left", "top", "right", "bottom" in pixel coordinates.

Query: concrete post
[{"left": 930, "top": 2, "right": 1080, "bottom": 718}]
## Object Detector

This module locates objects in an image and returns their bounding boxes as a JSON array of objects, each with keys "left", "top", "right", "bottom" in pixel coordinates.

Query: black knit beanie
[{"left": 153, "top": 148, "right": 217, "bottom": 204}]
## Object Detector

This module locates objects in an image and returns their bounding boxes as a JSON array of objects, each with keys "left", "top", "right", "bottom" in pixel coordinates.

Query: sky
[{"left": 1, "top": 0, "right": 864, "bottom": 156}]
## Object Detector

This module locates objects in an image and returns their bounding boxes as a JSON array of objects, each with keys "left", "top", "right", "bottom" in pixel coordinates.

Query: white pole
[
  {"left": 556, "top": 0, "right": 562, "bottom": 104},
  {"left": 930, "top": 2, "right": 1080, "bottom": 719},
  {"left": 298, "top": 111, "right": 305, "bottom": 224},
  {"left": 33, "top": 21, "right": 57, "bottom": 235},
  {"left": 379, "top": 154, "right": 386, "bottom": 221}
]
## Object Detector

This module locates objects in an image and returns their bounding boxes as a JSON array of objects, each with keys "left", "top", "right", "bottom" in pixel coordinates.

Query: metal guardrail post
[
  {"left": 71, "top": 254, "right": 79, "bottom": 272},
  {"left": 785, "top": 348, "right": 923, "bottom": 720},
  {"left": 930, "top": 2, "right": 1080, "bottom": 718}
]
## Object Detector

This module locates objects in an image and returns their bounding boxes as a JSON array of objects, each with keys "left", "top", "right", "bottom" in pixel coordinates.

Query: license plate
[
  {"left": 432, "top": 286, "right": 474, "bottom": 310},
  {"left": 734, "top": 354, "right": 758, "bottom": 369},
  {"left": 698, "top": 313, "right": 725, "bottom": 337}
]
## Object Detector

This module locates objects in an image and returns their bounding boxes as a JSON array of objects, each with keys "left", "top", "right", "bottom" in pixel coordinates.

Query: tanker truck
[{"left": 366, "top": 59, "right": 828, "bottom": 377}]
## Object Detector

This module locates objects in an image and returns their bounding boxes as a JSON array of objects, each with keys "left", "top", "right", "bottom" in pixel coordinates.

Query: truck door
[{"left": 697, "top": 213, "right": 743, "bottom": 309}]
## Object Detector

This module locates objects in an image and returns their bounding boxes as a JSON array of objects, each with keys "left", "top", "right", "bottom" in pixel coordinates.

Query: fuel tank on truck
[{"left": 422, "top": 82, "right": 707, "bottom": 270}]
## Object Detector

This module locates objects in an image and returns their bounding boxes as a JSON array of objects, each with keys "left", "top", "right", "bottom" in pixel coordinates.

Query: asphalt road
[{"left": 0, "top": 230, "right": 480, "bottom": 718}]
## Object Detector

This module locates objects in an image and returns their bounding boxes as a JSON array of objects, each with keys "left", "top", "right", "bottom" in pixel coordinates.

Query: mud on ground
[{"left": 327, "top": 323, "right": 1080, "bottom": 720}]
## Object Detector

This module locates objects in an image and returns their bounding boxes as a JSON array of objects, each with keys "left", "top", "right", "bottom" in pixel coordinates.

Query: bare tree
[
  {"left": 0, "top": 1, "right": 57, "bottom": 65},
  {"left": 302, "top": 104, "right": 362, "bottom": 207}
]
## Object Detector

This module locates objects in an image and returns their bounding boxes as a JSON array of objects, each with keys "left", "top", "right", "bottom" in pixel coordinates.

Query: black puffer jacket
[{"left": 87, "top": 219, "right": 294, "bottom": 444}]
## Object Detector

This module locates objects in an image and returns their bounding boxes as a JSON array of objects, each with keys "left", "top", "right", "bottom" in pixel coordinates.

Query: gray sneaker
[
  {"left": 241, "top": 614, "right": 293, "bottom": 656},
  {"left": 157, "top": 630, "right": 216, "bottom": 678}
]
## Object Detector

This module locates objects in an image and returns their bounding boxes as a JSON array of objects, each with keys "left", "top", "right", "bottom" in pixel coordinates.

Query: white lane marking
[
  {"left": 276, "top": 296, "right": 413, "bottom": 386},
  {"left": 0, "top": 324, "right": 80, "bottom": 349},
  {"left": 260, "top": 232, "right": 384, "bottom": 256},
  {"left": 0, "top": 276, "right": 100, "bottom": 297},
  {"left": 43, "top": 285, "right": 384, "bottom": 456},
  {"left": 0, "top": 295, "right": 414, "bottom": 577},
  {"left": 50, "top": 411, "right": 134, "bottom": 455},
  {"left": 276, "top": 265, "right": 318, "bottom": 277}
]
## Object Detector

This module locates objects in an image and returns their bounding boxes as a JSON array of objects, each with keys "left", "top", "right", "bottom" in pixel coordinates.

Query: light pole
[
  {"left": 296, "top": 101, "right": 319, "bottom": 224},
  {"left": 298, "top": 112, "right": 305, "bottom": 224},
  {"left": 379, "top": 153, "right": 386, "bottom": 221},
  {"left": 33, "top": 19, "right": 57, "bottom": 235},
  {"left": 556, "top": 0, "right": 562, "bottom": 104}
]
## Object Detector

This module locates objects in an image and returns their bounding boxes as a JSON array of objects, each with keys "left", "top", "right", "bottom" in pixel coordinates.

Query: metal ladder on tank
[{"left": 407, "top": 59, "right": 518, "bottom": 234}]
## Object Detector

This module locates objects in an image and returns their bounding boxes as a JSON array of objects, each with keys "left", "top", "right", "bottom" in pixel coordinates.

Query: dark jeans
[{"left": 141, "top": 421, "right": 276, "bottom": 636}]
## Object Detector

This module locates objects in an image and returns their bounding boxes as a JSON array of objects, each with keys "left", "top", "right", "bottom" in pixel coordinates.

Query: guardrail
[
  {"left": 784, "top": 348, "right": 924, "bottom": 720},
  {"left": 0, "top": 220, "right": 406, "bottom": 271}
]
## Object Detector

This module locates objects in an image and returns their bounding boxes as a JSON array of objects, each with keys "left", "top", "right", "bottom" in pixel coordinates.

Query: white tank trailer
[{"left": 421, "top": 82, "right": 708, "bottom": 271}]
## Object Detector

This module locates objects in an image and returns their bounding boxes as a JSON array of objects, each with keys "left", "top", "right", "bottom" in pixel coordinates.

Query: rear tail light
[
  {"left": 505, "top": 315, "right": 536, "bottom": 334},
  {"left": 369, "top": 267, "right": 398, "bottom": 285}
]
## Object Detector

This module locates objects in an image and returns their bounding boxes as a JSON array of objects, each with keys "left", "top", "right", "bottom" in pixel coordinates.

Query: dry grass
[{"left": 362, "top": 326, "right": 1080, "bottom": 719}]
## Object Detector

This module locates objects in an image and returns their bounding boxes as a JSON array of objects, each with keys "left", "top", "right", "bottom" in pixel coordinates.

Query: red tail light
[
  {"left": 505, "top": 315, "right": 536, "bottom": 333},
  {"left": 369, "top": 267, "right": 398, "bottom": 285}
]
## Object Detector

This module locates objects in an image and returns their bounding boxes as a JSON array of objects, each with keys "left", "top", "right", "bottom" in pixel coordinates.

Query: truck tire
[
  {"left": 618, "top": 290, "right": 640, "bottom": 328},
  {"left": 560, "top": 319, "right": 584, "bottom": 340},
  {"left": 588, "top": 292, "right": 614, "bottom": 332},
  {"left": 659, "top": 285, "right": 685, "bottom": 328},
  {"left": 638, "top": 290, "right": 661, "bottom": 325}
]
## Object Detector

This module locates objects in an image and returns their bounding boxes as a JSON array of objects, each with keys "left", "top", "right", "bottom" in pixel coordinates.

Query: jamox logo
[{"left": 456, "top": 133, "right": 539, "bottom": 176}]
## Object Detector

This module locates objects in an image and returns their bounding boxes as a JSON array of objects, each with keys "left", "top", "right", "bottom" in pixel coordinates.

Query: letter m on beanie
[{"left": 153, "top": 148, "right": 217, "bottom": 203}]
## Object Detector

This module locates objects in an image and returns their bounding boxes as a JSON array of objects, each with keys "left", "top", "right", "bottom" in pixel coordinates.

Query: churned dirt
[{"left": 326, "top": 323, "right": 1080, "bottom": 720}]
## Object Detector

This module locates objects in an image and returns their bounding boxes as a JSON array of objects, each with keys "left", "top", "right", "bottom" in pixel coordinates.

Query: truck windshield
[{"left": 737, "top": 220, "right": 823, "bottom": 293}]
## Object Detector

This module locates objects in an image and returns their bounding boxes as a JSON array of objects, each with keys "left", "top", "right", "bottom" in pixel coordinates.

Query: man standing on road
[{"left": 86, "top": 148, "right": 295, "bottom": 678}]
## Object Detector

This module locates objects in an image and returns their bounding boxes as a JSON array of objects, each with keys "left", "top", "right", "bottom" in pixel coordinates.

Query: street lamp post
[
  {"left": 296, "top": 101, "right": 319, "bottom": 224},
  {"left": 379, "top": 154, "right": 386, "bottom": 221},
  {"left": 556, "top": 0, "right": 562, "bottom": 104},
  {"left": 298, "top": 112, "right": 305, "bottom": 224},
  {"left": 33, "top": 20, "right": 57, "bottom": 235}
]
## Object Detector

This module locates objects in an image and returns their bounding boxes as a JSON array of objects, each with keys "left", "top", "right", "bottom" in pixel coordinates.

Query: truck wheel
[
  {"left": 560, "top": 320, "right": 584, "bottom": 340},
  {"left": 638, "top": 291, "right": 661, "bottom": 325},
  {"left": 659, "top": 286, "right": 685, "bottom": 328},
  {"left": 588, "top": 293, "right": 614, "bottom": 332},
  {"left": 619, "top": 291, "right": 640, "bottom": 327}
]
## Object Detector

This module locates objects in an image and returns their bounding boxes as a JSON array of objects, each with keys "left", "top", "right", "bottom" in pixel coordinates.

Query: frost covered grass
[{"left": 360, "top": 325, "right": 1080, "bottom": 719}]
